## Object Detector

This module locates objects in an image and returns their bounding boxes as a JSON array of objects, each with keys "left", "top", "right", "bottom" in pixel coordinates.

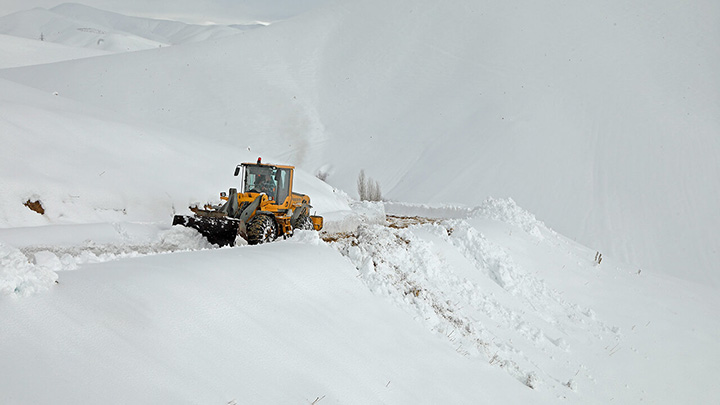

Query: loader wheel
[
  {"left": 247, "top": 215, "right": 278, "bottom": 245},
  {"left": 292, "top": 214, "right": 314, "bottom": 231}
]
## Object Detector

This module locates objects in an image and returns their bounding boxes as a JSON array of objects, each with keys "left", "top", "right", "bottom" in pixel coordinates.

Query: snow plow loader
[{"left": 173, "top": 158, "right": 323, "bottom": 246}]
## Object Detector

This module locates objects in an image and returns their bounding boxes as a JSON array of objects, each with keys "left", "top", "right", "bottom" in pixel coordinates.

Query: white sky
[{"left": 0, "top": 0, "right": 337, "bottom": 24}]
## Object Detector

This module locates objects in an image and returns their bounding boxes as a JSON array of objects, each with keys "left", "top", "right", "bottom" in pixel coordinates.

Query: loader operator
[{"left": 256, "top": 174, "right": 277, "bottom": 197}]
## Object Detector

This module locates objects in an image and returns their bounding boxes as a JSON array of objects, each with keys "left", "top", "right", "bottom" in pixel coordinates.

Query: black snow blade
[{"left": 172, "top": 215, "right": 241, "bottom": 247}]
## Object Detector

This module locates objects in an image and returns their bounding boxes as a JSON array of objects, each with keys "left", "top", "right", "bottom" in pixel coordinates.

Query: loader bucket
[{"left": 172, "top": 214, "right": 242, "bottom": 247}]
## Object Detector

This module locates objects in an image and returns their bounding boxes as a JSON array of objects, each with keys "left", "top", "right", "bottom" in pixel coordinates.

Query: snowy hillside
[
  {"left": 1, "top": 0, "right": 718, "bottom": 286},
  {"left": 0, "top": 75, "right": 350, "bottom": 233},
  {"left": 1, "top": 1, "right": 719, "bottom": 403},
  {"left": 0, "top": 33, "right": 109, "bottom": 68},
  {"left": 0, "top": 3, "right": 255, "bottom": 52}
]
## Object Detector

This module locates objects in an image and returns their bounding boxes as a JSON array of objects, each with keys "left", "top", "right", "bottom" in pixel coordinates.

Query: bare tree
[
  {"left": 369, "top": 179, "right": 382, "bottom": 201},
  {"left": 357, "top": 169, "right": 367, "bottom": 200},
  {"left": 357, "top": 169, "right": 382, "bottom": 201}
]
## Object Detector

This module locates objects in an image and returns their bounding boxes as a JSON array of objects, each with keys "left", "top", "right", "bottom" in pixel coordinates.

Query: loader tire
[
  {"left": 247, "top": 214, "right": 278, "bottom": 245},
  {"left": 292, "top": 213, "right": 314, "bottom": 231}
]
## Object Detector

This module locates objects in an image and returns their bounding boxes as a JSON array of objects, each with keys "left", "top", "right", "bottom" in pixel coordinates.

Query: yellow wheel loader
[{"left": 173, "top": 158, "right": 323, "bottom": 246}]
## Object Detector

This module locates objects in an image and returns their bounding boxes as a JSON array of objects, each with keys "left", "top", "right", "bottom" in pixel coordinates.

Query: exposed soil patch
[
  {"left": 386, "top": 215, "right": 441, "bottom": 229},
  {"left": 321, "top": 231, "right": 356, "bottom": 244},
  {"left": 24, "top": 200, "right": 45, "bottom": 215},
  {"left": 320, "top": 215, "right": 439, "bottom": 244}
]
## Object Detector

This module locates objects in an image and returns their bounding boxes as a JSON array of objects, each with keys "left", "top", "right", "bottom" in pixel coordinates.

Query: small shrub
[
  {"left": 525, "top": 372, "right": 539, "bottom": 389},
  {"left": 315, "top": 170, "right": 329, "bottom": 182}
]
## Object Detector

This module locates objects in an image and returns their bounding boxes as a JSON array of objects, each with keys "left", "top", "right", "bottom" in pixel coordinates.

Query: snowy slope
[
  {"left": 0, "top": 33, "right": 110, "bottom": 68},
  {"left": 2, "top": 202, "right": 718, "bottom": 403},
  {"left": 0, "top": 0, "right": 336, "bottom": 26},
  {"left": 0, "top": 233, "right": 545, "bottom": 404},
  {"left": 1, "top": 0, "right": 717, "bottom": 286},
  {"left": 0, "top": 77, "right": 349, "bottom": 228},
  {"left": 47, "top": 3, "right": 255, "bottom": 44},
  {"left": 0, "top": 3, "right": 249, "bottom": 52},
  {"left": 371, "top": 201, "right": 720, "bottom": 404}
]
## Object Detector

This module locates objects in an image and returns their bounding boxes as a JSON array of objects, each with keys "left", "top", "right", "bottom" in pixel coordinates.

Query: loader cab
[{"left": 237, "top": 162, "right": 294, "bottom": 206}]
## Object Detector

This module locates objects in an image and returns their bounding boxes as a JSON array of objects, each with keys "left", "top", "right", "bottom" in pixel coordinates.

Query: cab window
[
  {"left": 244, "top": 165, "right": 277, "bottom": 199},
  {"left": 275, "top": 168, "right": 291, "bottom": 204}
]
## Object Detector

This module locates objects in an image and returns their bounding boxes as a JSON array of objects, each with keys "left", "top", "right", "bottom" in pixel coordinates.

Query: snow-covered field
[{"left": 1, "top": 1, "right": 719, "bottom": 403}]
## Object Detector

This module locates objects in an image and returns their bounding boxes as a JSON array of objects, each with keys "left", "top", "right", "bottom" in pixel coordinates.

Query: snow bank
[
  {"left": 321, "top": 201, "right": 386, "bottom": 234},
  {"left": 385, "top": 197, "right": 551, "bottom": 239},
  {"left": 0, "top": 242, "right": 57, "bottom": 296},
  {"left": 443, "top": 219, "right": 527, "bottom": 291},
  {"left": 470, "top": 197, "right": 551, "bottom": 239},
  {"left": 383, "top": 201, "right": 473, "bottom": 219},
  {"left": 328, "top": 217, "right": 619, "bottom": 393}
]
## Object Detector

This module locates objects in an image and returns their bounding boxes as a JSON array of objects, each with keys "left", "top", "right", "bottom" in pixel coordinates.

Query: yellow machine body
[{"left": 173, "top": 159, "right": 323, "bottom": 246}]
